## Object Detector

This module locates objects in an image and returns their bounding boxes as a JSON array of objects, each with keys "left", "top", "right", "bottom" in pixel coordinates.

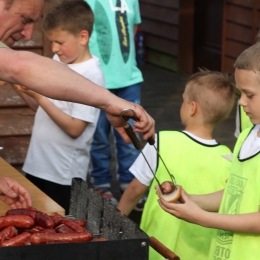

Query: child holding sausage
[
  {"left": 118, "top": 69, "right": 235, "bottom": 260},
  {"left": 13, "top": 1, "right": 105, "bottom": 214},
  {"left": 158, "top": 42, "right": 260, "bottom": 260}
]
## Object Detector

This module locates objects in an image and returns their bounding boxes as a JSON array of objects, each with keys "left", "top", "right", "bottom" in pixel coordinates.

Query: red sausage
[
  {"left": 50, "top": 212, "right": 63, "bottom": 227},
  {"left": 55, "top": 224, "right": 74, "bottom": 234},
  {"left": 30, "top": 232, "right": 93, "bottom": 244},
  {"left": 34, "top": 211, "right": 55, "bottom": 229},
  {"left": 60, "top": 218, "right": 86, "bottom": 233},
  {"left": 0, "top": 215, "right": 34, "bottom": 230},
  {"left": 38, "top": 229, "right": 56, "bottom": 234},
  {"left": 21, "top": 225, "right": 45, "bottom": 234},
  {"left": 0, "top": 226, "right": 18, "bottom": 244},
  {"left": 71, "top": 219, "right": 87, "bottom": 227},
  {"left": 6, "top": 208, "right": 36, "bottom": 219},
  {"left": 1, "top": 232, "right": 31, "bottom": 247}
]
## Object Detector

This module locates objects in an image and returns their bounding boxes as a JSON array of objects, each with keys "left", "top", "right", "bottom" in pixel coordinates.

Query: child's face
[
  {"left": 45, "top": 29, "right": 83, "bottom": 64},
  {"left": 236, "top": 69, "right": 260, "bottom": 125}
]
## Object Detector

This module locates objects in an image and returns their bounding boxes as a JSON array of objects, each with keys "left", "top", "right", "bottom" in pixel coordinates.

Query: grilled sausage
[
  {"left": 0, "top": 226, "right": 18, "bottom": 244},
  {"left": 30, "top": 232, "right": 93, "bottom": 244},
  {"left": 55, "top": 224, "right": 74, "bottom": 234},
  {"left": 34, "top": 211, "right": 55, "bottom": 229},
  {"left": 60, "top": 218, "right": 86, "bottom": 233},
  {"left": 1, "top": 232, "right": 31, "bottom": 247},
  {"left": 0, "top": 215, "right": 34, "bottom": 230}
]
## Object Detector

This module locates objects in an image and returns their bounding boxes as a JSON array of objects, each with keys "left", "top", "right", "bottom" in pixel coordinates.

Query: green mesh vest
[{"left": 140, "top": 131, "right": 231, "bottom": 260}]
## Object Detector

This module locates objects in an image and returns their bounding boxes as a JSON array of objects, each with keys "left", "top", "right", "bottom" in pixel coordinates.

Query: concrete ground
[{"left": 109, "top": 63, "right": 238, "bottom": 224}]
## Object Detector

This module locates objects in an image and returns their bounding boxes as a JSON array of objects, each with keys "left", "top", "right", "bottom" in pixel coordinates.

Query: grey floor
[{"left": 109, "top": 63, "right": 238, "bottom": 224}]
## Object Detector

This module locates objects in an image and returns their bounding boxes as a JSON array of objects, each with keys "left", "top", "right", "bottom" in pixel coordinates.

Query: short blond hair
[
  {"left": 185, "top": 70, "right": 235, "bottom": 125},
  {"left": 234, "top": 42, "right": 260, "bottom": 72}
]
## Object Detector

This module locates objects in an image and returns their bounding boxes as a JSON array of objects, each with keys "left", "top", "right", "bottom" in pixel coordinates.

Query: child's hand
[
  {"left": 15, "top": 85, "right": 43, "bottom": 101},
  {"left": 158, "top": 189, "right": 202, "bottom": 224}
]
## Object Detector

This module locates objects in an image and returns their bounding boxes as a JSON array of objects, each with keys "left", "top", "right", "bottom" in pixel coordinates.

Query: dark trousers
[{"left": 26, "top": 174, "right": 71, "bottom": 215}]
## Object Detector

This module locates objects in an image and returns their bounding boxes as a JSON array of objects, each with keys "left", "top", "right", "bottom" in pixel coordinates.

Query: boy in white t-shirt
[
  {"left": 13, "top": 1, "right": 105, "bottom": 214},
  {"left": 117, "top": 70, "right": 235, "bottom": 260}
]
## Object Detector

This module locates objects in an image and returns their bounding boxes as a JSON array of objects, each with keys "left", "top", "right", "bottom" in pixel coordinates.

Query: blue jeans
[{"left": 90, "top": 84, "right": 141, "bottom": 187}]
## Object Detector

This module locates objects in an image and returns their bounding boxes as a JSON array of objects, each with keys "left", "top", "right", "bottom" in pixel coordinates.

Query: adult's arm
[
  {"left": 0, "top": 49, "right": 155, "bottom": 142},
  {"left": 0, "top": 175, "right": 32, "bottom": 209}
]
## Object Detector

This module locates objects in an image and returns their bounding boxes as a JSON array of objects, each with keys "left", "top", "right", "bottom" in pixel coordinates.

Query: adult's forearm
[{"left": 2, "top": 49, "right": 113, "bottom": 110}]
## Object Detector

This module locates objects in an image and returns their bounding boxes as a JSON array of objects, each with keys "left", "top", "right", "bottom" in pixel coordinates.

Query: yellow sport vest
[
  {"left": 140, "top": 131, "right": 231, "bottom": 260},
  {"left": 209, "top": 127, "right": 260, "bottom": 260}
]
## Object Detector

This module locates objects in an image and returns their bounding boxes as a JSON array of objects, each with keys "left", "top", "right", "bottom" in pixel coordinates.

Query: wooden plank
[
  {"left": 226, "top": 22, "right": 253, "bottom": 44},
  {"left": 0, "top": 136, "right": 31, "bottom": 165},
  {"left": 178, "top": 0, "right": 194, "bottom": 73},
  {"left": 146, "top": 50, "right": 178, "bottom": 71},
  {"left": 0, "top": 108, "right": 35, "bottom": 136},
  {"left": 141, "top": 19, "right": 178, "bottom": 41},
  {"left": 225, "top": 40, "right": 249, "bottom": 58},
  {"left": 140, "top": 2, "right": 179, "bottom": 25},
  {"left": 222, "top": 56, "right": 236, "bottom": 73},
  {"left": 144, "top": 34, "right": 178, "bottom": 56},
  {"left": 227, "top": 4, "right": 254, "bottom": 26},
  {"left": 140, "top": 0, "right": 179, "bottom": 9},
  {"left": 0, "top": 83, "right": 26, "bottom": 107},
  {"left": 227, "top": 0, "right": 254, "bottom": 8}
]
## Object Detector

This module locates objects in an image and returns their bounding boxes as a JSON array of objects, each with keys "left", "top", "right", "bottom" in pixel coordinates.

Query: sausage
[
  {"left": 60, "top": 218, "right": 86, "bottom": 233},
  {"left": 35, "top": 211, "right": 55, "bottom": 229},
  {"left": 30, "top": 232, "right": 93, "bottom": 244},
  {"left": 1, "top": 232, "right": 31, "bottom": 247},
  {"left": 55, "top": 224, "right": 74, "bottom": 234},
  {"left": 6, "top": 208, "right": 36, "bottom": 219},
  {"left": 0, "top": 226, "right": 18, "bottom": 244},
  {"left": 6, "top": 208, "right": 55, "bottom": 229},
  {"left": 160, "top": 181, "right": 176, "bottom": 194},
  {"left": 38, "top": 228, "right": 56, "bottom": 234},
  {"left": 71, "top": 219, "right": 87, "bottom": 227},
  {"left": 50, "top": 212, "right": 63, "bottom": 226},
  {"left": 21, "top": 225, "right": 45, "bottom": 234},
  {"left": 0, "top": 215, "right": 34, "bottom": 230}
]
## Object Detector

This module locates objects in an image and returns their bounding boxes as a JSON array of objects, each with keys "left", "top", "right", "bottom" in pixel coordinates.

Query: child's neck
[
  {"left": 68, "top": 50, "right": 92, "bottom": 65},
  {"left": 184, "top": 124, "right": 214, "bottom": 140}
]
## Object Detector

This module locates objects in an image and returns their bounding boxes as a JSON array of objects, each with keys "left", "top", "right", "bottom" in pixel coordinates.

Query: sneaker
[
  {"left": 134, "top": 195, "right": 147, "bottom": 212},
  {"left": 97, "top": 190, "right": 118, "bottom": 206}
]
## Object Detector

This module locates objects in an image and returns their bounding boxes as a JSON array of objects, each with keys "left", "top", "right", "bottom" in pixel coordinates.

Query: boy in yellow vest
[
  {"left": 118, "top": 70, "right": 235, "bottom": 260},
  {"left": 159, "top": 42, "right": 260, "bottom": 260}
]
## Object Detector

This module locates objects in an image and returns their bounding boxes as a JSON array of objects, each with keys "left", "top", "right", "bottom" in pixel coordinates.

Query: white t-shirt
[
  {"left": 129, "top": 131, "right": 218, "bottom": 186},
  {"left": 239, "top": 124, "right": 260, "bottom": 159},
  {"left": 23, "top": 55, "right": 105, "bottom": 185}
]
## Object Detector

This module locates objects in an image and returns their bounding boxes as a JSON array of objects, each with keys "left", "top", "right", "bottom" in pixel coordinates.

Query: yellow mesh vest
[
  {"left": 209, "top": 127, "right": 260, "bottom": 260},
  {"left": 140, "top": 131, "right": 231, "bottom": 260}
]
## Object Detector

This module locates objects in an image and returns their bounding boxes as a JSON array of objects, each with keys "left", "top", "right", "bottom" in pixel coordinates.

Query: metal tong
[{"left": 120, "top": 109, "right": 176, "bottom": 193}]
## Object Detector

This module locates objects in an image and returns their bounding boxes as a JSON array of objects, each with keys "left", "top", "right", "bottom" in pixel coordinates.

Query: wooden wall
[
  {"left": 139, "top": 0, "right": 180, "bottom": 71},
  {"left": 221, "top": 0, "right": 260, "bottom": 73},
  {"left": 0, "top": 24, "right": 52, "bottom": 171}
]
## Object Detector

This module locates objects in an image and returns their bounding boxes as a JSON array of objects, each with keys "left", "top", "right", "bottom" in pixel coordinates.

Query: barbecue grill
[{"left": 0, "top": 178, "right": 179, "bottom": 260}]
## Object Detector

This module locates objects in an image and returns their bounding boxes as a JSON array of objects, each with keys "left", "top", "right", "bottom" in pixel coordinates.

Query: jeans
[{"left": 90, "top": 83, "right": 141, "bottom": 188}]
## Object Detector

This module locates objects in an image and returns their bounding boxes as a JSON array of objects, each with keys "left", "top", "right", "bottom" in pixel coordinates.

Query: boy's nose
[{"left": 238, "top": 94, "right": 246, "bottom": 106}]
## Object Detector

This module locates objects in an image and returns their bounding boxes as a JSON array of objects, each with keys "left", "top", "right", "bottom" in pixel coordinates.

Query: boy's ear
[
  {"left": 80, "top": 30, "right": 90, "bottom": 46},
  {"left": 190, "top": 101, "right": 198, "bottom": 116}
]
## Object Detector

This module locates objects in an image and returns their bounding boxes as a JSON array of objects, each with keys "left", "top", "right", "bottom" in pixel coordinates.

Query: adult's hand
[
  {"left": 105, "top": 97, "right": 155, "bottom": 143},
  {"left": 0, "top": 175, "right": 32, "bottom": 209}
]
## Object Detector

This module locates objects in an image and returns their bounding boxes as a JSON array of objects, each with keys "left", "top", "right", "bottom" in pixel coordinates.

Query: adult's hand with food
[{"left": 0, "top": 176, "right": 32, "bottom": 209}]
